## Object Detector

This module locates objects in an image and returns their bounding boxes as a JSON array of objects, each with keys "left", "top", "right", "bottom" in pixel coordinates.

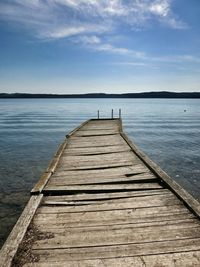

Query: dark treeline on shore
[{"left": 1, "top": 92, "right": 200, "bottom": 98}]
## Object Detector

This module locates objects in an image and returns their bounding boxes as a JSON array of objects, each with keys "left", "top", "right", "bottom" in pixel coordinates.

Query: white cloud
[
  {"left": 150, "top": 0, "right": 170, "bottom": 17},
  {"left": 95, "top": 44, "right": 131, "bottom": 55},
  {"left": 0, "top": 0, "right": 187, "bottom": 37},
  {"left": 167, "top": 17, "right": 188, "bottom": 29},
  {"left": 94, "top": 44, "right": 146, "bottom": 59},
  {"left": 77, "top": 35, "right": 101, "bottom": 45},
  {"left": 42, "top": 25, "right": 109, "bottom": 39},
  {"left": 112, "top": 62, "right": 149, "bottom": 67},
  {"left": 0, "top": 0, "right": 188, "bottom": 58},
  {"left": 46, "top": 26, "right": 89, "bottom": 39},
  {"left": 73, "top": 37, "right": 146, "bottom": 58}
]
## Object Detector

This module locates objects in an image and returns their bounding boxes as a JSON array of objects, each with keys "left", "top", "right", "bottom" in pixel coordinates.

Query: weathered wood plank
[
  {"left": 44, "top": 182, "right": 163, "bottom": 192},
  {"left": 36, "top": 216, "right": 196, "bottom": 231},
  {"left": 81, "top": 126, "right": 119, "bottom": 130},
  {"left": 58, "top": 159, "right": 140, "bottom": 168},
  {"left": 23, "top": 251, "right": 200, "bottom": 266},
  {"left": 74, "top": 130, "right": 119, "bottom": 136},
  {"left": 43, "top": 189, "right": 171, "bottom": 202},
  {"left": 35, "top": 220, "right": 200, "bottom": 235},
  {"left": 52, "top": 165, "right": 150, "bottom": 178},
  {"left": 40, "top": 194, "right": 181, "bottom": 213},
  {"left": 34, "top": 212, "right": 195, "bottom": 230},
  {"left": 63, "top": 145, "right": 131, "bottom": 155},
  {"left": 32, "top": 237, "right": 200, "bottom": 261},
  {"left": 48, "top": 173, "right": 157, "bottom": 186},
  {"left": 58, "top": 159, "right": 140, "bottom": 167},
  {"left": 42, "top": 193, "right": 175, "bottom": 205},
  {"left": 60, "top": 150, "right": 138, "bottom": 162},
  {"left": 54, "top": 162, "right": 139, "bottom": 171},
  {"left": 67, "top": 142, "right": 128, "bottom": 148},
  {"left": 69, "top": 134, "right": 122, "bottom": 142},
  {"left": 67, "top": 136, "right": 128, "bottom": 148},
  {"left": 79, "top": 127, "right": 119, "bottom": 132},
  {"left": 34, "top": 205, "right": 189, "bottom": 222},
  {"left": 0, "top": 195, "right": 43, "bottom": 267},
  {"left": 33, "top": 225, "right": 200, "bottom": 249},
  {"left": 67, "top": 137, "right": 124, "bottom": 144}
]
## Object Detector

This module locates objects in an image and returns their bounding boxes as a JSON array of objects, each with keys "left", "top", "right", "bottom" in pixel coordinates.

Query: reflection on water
[{"left": 0, "top": 98, "right": 200, "bottom": 247}]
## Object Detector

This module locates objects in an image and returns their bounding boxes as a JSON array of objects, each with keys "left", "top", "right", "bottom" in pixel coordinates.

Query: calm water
[{"left": 0, "top": 98, "right": 200, "bottom": 247}]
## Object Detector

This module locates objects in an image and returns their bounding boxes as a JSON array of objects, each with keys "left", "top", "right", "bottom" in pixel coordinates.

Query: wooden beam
[{"left": 0, "top": 195, "right": 43, "bottom": 267}]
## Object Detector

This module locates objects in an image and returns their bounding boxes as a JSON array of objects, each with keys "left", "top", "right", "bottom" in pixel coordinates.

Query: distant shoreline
[{"left": 1, "top": 92, "right": 200, "bottom": 98}]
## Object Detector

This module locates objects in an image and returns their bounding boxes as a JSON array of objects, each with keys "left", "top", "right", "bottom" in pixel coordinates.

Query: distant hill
[{"left": 0, "top": 92, "right": 200, "bottom": 98}]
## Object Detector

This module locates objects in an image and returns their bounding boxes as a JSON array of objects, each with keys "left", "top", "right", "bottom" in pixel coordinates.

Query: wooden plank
[
  {"left": 74, "top": 130, "right": 119, "bottom": 136},
  {"left": 80, "top": 127, "right": 119, "bottom": 131},
  {"left": 34, "top": 205, "right": 189, "bottom": 223},
  {"left": 34, "top": 212, "right": 194, "bottom": 230},
  {"left": 35, "top": 219, "right": 199, "bottom": 234},
  {"left": 67, "top": 135, "right": 128, "bottom": 147},
  {"left": 52, "top": 165, "right": 150, "bottom": 178},
  {"left": 86, "top": 119, "right": 119, "bottom": 124},
  {"left": 42, "top": 193, "right": 177, "bottom": 206},
  {"left": 36, "top": 216, "right": 196, "bottom": 231},
  {"left": 60, "top": 151, "right": 137, "bottom": 162},
  {"left": 58, "top": 160, "right": 140, "bottom": 168},
  {"left": 58, "top": 155, "right": 141, "bottom": 168},
  {"left": 80, "top": 126, "right": 119, "bottom": 131},
  {"left": 32, "top": 225, "right": 200, "bottom": 249},
  {"left": 23, "top": 251, "right": 200, "bottom": 266},
  {"left": 67, "top": 137, "right": 123, "bottom": 144},
  {"left": 67, "top": 137, "right": 125, "bottom": 143},
  {"left": 58, "top": 159, "right": 140, "bottom": 167},
  {"left": 0, "top": 195, "right": 43, "bottom": 267},
  {"left": 39, "top": 194, "right": 181, "bottom": 213},
  {"left": 67, "top": 141, "right": 128, "bottom": 148},
  {"left": 66, "top": 140, "right": 127, "bottom": 148},
  {"left": 69, "top": 134, "right": 122, "bottom": 141},
  {"left": 32, "top": 237, "right": 200, "bottom": 261},
  {"left": 54, "top": 162, "right": 138, "bottom": 171},
  {"left": 44, "top": 182, "right": 163, "bottom": 192},
  {"left": 43, "top": 189, "right": 171, "bottom": 202},
  {"left": 48, "top": 173, "right": 157, "bottom": 186},
  {"left": 63, "top": 145, "right": 131, "bottom": 155}
]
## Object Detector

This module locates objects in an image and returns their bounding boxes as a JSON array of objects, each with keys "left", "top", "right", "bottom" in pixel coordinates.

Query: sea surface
[{"left": 0, "top": 98, "right": 200, "bottom": 247}]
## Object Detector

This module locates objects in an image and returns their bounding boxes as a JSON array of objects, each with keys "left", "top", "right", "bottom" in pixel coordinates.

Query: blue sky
[{"left": 0, "top": 0, "right": 200, "bottom": 94}]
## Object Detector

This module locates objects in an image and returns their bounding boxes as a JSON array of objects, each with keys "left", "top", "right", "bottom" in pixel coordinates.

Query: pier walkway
[{"left": 1, "top": 118, "right": 200, "bottom": 266}]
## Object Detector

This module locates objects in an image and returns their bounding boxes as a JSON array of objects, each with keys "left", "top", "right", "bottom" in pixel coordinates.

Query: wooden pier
[{"left": 1, "top": 118, "right": 200, "bottom": 266}]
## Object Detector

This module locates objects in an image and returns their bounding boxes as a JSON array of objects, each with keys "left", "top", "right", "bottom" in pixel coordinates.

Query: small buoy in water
[{"left": 184, "top": 109, "right": 186, "bottom": 112}]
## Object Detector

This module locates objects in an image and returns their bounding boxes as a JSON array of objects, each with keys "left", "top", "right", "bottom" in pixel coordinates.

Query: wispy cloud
[
  {"left": 41, "top": 24, "right": 109, "bottom": 40},
  {"left": 0, "top": 0, "right": 187, "bottom": 38},
  {"left": 0, "top": 0, "right": 189, "bottom": 61},
  {"left": 73, "top": 35, "right": 146, "bottom": 59}
]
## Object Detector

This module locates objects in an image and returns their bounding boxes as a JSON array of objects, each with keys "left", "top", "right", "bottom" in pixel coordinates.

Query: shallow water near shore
[{"left": 0, "top": 98, "right": 200, "bottom": 248}]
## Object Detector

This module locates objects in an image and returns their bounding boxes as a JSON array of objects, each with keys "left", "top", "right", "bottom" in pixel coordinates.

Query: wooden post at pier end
[{"left": 119, "top": 108, "right": 122, "bottom": 118}]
